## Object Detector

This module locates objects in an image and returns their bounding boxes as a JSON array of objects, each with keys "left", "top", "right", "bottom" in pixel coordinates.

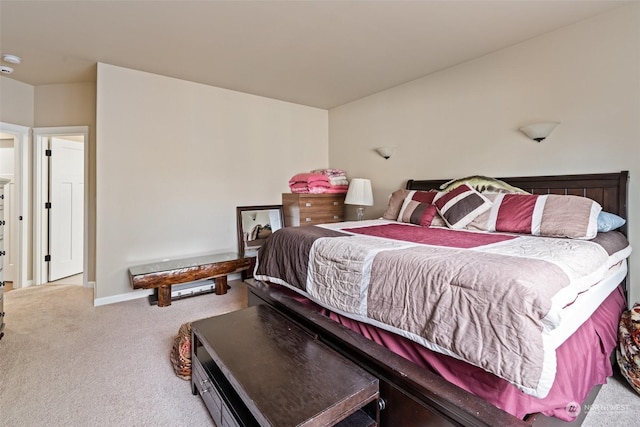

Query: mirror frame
[{"left": 236, "top": 204, "right": 284, "bottom": 261}]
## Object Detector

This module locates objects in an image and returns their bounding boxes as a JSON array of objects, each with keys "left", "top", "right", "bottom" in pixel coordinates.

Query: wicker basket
[
  {"left": 617, "top": 302, "right": 640, "bottom": 395},
  {"left": 170, "top": 321, "right": 192, "bottom": 381}
]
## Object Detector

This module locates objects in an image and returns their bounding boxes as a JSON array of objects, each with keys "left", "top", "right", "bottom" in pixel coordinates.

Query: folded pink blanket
[
  {"left": 288, "top": 173, "right": 329, "bottom": 185},
  {"left": 289, "top": 171, "right": 348, "bottom": 194}
]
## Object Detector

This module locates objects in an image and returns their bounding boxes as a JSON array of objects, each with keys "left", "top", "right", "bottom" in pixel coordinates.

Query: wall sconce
[
  {"left": 345, "top": 178, "right": 374, "bottom": 221},
  {"left": 519, "top": 122, "right": 559, "bottom": 142},
  {"left": 375, "top": 146, "right": 396, "bottom": 159}
]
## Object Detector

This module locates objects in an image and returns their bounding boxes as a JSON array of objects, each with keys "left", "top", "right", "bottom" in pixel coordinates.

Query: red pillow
[{"left": 397, "top": 191, "right": 438, "bottom": 226}]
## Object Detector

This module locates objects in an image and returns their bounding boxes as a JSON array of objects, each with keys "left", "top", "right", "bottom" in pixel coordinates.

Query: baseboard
[
  {"left": 85, "top": 281, "right": 96, "bottom": 289},
  {"left": 94, "top": 289, "right": 153, "bottom": 307}
]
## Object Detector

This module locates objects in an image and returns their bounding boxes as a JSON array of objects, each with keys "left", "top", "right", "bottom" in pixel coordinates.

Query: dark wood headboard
[{"left": 407, "top": 171, "right": 629, "bottom": 235}]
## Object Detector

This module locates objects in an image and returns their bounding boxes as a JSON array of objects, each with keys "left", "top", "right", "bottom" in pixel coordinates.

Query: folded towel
[{"left": 329, "top": 176, "right": 349, "bottom": 186}]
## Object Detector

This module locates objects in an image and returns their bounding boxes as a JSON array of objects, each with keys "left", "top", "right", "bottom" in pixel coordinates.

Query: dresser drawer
[
  {"left": 283, "top": 193, "right": 345, "bottom": 227},
  {"left": 297, "top": 211, "right": 344, "bottom": 226}
]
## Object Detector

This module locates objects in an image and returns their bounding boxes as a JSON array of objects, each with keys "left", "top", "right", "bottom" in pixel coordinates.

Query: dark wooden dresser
[
  {"left": 191, "top": 304, "right": 379, "bottom": 426},
  {"left": 282, "top": 193, "right": 345, "bottom": 227}
]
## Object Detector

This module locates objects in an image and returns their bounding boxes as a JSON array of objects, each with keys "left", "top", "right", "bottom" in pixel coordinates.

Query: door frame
[
  {"left": 0, "top": 122, "right": 29, "bottom": 288},
  {"left": 33, "top": 126, "right": 89, "bottom": 286}
]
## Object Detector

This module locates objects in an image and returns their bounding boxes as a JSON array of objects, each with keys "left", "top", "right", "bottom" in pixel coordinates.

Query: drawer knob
[
  {"left": 305, "top": 202, "right": 312, "bottom": 207},
  {"left": 305, "top": 218, "right": 312, "bottom": 222},
  {"left": 333, "top": 215, "right": 339, "bottom": 219},
  {"left": 333, "top": 202, "right": 339, "bottom": 206},
  {"left": 378, "top": 398, "right": 387, "bottom": 411}
]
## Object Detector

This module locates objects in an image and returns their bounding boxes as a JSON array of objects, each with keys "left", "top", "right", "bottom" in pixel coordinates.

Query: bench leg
[
  {"left": 215, "top": 275, "right": 228, "bottom": 295},
  {"left": 158, "top": 285, "right": 172, "bottom": 307}
]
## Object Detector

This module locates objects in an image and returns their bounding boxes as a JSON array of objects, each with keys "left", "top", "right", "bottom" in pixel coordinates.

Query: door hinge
[
  {"left": 46, "top": 149, "right": 52, "bottom": 156},
  {"left": 45, "top": 255, "right": 51, "bottom": 262},
  {"left": 45, "top": 202, "right": 51, "bottom": 209}
]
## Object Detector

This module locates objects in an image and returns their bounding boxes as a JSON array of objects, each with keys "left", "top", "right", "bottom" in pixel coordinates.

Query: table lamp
[{"left": 345, "top": 178, "right": 374, "bottom": 221}]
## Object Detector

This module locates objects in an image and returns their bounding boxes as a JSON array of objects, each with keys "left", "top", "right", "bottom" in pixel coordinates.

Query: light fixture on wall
[
  {"left": 375, "top": 146, "right": 396, "bottom": 159},
  {"left": 519, "top": 122, "right": 559, "bottom": 142},
  {"left": 345, "top": 178, "right": 374, "bottom": 221}
]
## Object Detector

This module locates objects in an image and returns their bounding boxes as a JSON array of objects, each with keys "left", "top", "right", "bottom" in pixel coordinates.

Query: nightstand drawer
[
  {"left": 298, "top": 212, "right": 344, "bottom": 225},
  {"left": 283, "top": 193, "right": 345, "bottom": 227}
]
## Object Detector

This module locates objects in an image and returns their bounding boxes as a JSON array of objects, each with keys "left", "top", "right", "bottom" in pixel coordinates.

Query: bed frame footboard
[{"left": 248, "top": 280, "right": 608, "bottom": 427}]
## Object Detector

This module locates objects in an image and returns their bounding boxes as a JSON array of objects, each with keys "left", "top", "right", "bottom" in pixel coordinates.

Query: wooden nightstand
[{"left": 282, "top": 193, "right": 345, "bottom": 227}]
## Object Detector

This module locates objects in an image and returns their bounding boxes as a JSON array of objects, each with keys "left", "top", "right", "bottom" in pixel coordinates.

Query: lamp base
[{"left": 356, "top": 207, "right": 365, "bottom": 221}]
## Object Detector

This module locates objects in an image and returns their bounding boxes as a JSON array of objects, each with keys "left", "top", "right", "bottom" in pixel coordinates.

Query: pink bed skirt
[{"left": 271, "top": 283, "right": 626, "bottom": 421}]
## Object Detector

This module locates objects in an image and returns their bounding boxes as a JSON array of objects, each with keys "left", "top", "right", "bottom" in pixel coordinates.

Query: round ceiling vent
[{"left": 0, "top": 65, "right": 14, "bottom": 74}]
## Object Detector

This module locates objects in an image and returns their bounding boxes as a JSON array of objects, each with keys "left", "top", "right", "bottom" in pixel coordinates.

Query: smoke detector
[
  {"left": 0, "top": 65, "right": 14, "bottom": 75},
  {"left": 2, "top": 54, "right": 21, "bottom": 64}
]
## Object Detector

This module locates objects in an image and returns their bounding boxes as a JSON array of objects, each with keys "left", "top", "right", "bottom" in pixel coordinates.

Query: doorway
[
  {"left": 0, "top": 123, "right": 29, "bottom": 289},
  {"left": 34, "top": 126, "right": 88, "bottom": 286}
]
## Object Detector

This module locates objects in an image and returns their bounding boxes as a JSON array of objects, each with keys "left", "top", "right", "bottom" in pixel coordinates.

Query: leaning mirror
[{"left": 236, "top": 205, "right": 284, "bottom": 259}]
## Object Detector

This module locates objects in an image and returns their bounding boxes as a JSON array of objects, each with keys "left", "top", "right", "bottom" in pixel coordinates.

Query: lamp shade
[
  {"left": 519, "top": 122, "right": 559, "bottom": 142},
  {"left": 376, "top": 146, "right": 396, "bottom": 159},
  {"left": 345, "top": 178, "right": 373, "bottom": 206}
]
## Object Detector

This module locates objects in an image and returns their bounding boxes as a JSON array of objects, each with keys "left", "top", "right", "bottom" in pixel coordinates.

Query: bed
[{"left": 247, "top": 171, "right": 630, "bottom": 426}]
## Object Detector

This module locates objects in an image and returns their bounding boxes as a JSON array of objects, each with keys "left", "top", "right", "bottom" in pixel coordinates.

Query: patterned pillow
[
  {"left": 397, "top": 190, "right": 438, "bottom": 226},
  {"left": 433, "top": 184, "right": 492, "bottom": 229},
  {"left": 439, "top": 175, "right": 529, "bottom": 194},
  {"left": 476, "top": 193, "right": 601, "bottom": 239},
  {"left": 464, "top": 193, "right": 500, "bottom": 231}
]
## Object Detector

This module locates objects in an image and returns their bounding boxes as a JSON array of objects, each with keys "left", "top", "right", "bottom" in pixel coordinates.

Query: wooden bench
[
  {"left": 128, "top": 252, "right": 252, "bottom": 307},
  {"left": 191, "top": 304, "right": 380, "bottom": 426}
]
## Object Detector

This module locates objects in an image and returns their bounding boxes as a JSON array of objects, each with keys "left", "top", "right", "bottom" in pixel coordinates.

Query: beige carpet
[
  {"left": 1, "top": 282, "right": 638, "bottom": 426},
  {"left": 0, "top": 282, "right": 246, "bottom": 426}
]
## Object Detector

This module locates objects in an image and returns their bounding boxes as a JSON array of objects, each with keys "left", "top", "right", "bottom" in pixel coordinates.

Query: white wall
[
  {"left": 329, "top": 4, "right": 640, "bottom": 304},
  {"left": 0, "top": 76, "right": 34, "bottom": 127},
  {"left": 96, "top": 63, "right": 328, "bottom": 300}
]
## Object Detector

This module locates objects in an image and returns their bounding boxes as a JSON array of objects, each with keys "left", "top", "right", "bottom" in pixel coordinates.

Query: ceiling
[{"left": 0, "top": 0, "right": 633, "bottom": 109}]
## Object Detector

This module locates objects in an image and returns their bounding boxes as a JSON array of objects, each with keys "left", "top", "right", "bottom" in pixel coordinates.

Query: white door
[
  {"left": 49, "top": 137, "right": 84, "bottom": 281},
  {"left": 0, "top": 138, "right": 15, "bottom": 281}
]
